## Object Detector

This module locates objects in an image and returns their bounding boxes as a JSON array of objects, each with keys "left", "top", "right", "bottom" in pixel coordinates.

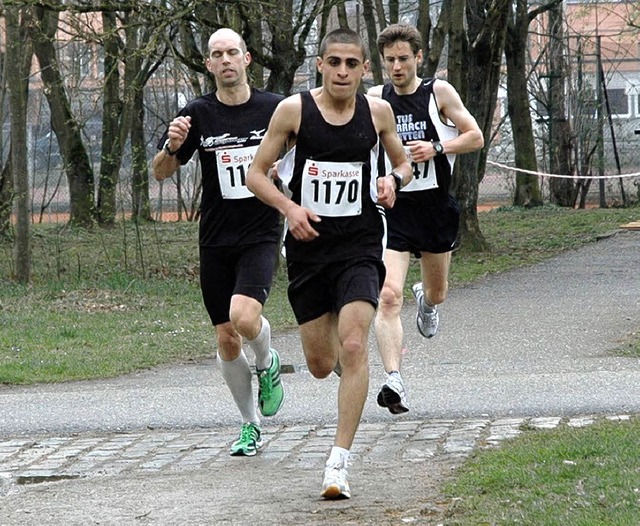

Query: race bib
[
  {"left": 384, "top": 147, "right": 438, "bottom": 192},
  {"left": 301, "top": 160, "right": 363, "bottom": 217},
  {"left": 403, "top": 159, "right": 438, "bottom": 192},
  {"left": 216, "top": 145, "right": 259, "bottom": 199}
]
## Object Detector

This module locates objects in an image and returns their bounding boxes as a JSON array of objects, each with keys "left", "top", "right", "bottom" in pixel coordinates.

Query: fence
[
  {"left": 17, "top": 94, "right": 640, "bottom": 223},
  {"left": 24, "top": 151, "right": 639, "bottom": 225}
]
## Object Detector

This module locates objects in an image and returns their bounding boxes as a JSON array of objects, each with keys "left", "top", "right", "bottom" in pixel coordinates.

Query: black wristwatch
[
  {"left": 431, "top": 140, "right": 444, "bottom": 156},
  {"left": 163, "top": 139, "right": 179, "bottom": 156},
  {"left": 389, "top": 171, "right": 403, "bottom": 192}
]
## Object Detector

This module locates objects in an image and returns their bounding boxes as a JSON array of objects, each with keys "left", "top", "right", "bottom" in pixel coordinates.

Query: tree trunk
[
  {"left": 452, "top": 0, "right": 509, "bottom": 252},
  {"left": 506, "top": 0, "right": 542, "bottom": 207},
  {"left": 240, "top": 0, "right": 319, "bottom": 97},
  {"left": 425, "top": 0, "right": 451, "bottom": 77},
  {"left": 336, "top": 1, "right": 348, "bottom": 28},
  {"left": 0, "top": 154, "right": 12, "bottom": 237},
  {"left": 97, "top": 11, "right": 123, "bottom": 226},
  {"left": 416, "top": 0, "right": 432, "bottom": 78},
  {"left": 548, "top": 2, "right": 574, "bottom": 206},
  {"left": 362, "top": 0, "right": 383, "bottom": 85},
  {"left": 388, "top": 0, "right": 399, "bottom": 24},
  {"left": 243, "top": 7, "right": 265, "bottom": 89},
  {"left": 6, "top": 7, "right": 31, "bottom": 282},
  {"left": 374, "top": 0, "right": 386, "bottom": 31},
  {"left": 31, "top": 6, "right": 95, "bottom": 227},
  {"left": 130, "top": 76, "right": 152, "bottom": 222},
  {"left": 315, "top": 2, "right": 333, "bottom": 87},
  {"left": 0, "top": 18, "right": 29, "bottom": 236}
]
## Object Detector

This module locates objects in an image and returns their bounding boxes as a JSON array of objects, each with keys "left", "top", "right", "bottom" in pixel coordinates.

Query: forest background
[{"left": 1, "top": 0, "right": 639, "bottom": 284}]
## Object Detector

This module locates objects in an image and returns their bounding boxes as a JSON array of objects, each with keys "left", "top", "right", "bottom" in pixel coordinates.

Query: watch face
[{"left": 433, "top": 141, "right": 444, "bottom": 154}]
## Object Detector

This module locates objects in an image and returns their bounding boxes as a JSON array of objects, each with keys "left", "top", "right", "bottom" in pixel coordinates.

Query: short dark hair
[
  {"left": 377, "top": 24, "right": 423, "bottom": 57},
  {"left": 319, "top": 28, "right": 368, "bottom": 60}
]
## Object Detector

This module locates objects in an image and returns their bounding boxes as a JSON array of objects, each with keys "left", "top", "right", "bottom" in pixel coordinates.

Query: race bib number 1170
[{"left": 300, "top": 160, "right": 363, "bottom": 217}]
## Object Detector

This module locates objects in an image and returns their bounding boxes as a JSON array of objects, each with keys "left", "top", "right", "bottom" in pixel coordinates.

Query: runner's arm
[{"left": 247, "top": 97, "right": 321, "bottom": 241}]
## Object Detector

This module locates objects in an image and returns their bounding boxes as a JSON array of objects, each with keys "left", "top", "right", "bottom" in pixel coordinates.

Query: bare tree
[
  {"left": 5, "top": 6, "right": 32, "bottom": 282},
  {"left": 362, "top": 0, "right": 383, "bottom": 85},
  {"left": 0, "top": 23, "right": 15, "bottom": 236},
  {"left": 505, "top": 0, "right": 562, "bottom": 207},
  {"left": 126, "top": 12, "right": 153, "bottom": 223},
  {"left": 31, "top": 4, "right": 96, "bottom": 227},
  {"left": 388, "top": 0, "right": 399, "bottom": 24},
  {"left": 0, "top": 157, "right": 12, "bottom": 237},
  {"left": 239, "top": 0, "right": 325, "bottom": 96},
  {"left": 547, "top": 1, "right": 574, "bottom": 206},
  {"left": 97, "top": 10, "right": 124, "bottom": 225},
  {"left": 452, "top": 0, "right": 510, "bottom": 251},
  {"left": 424, "top": 0, "right": 451, "bottom": 77},
  {"left": 416, "top": 0, "right": 432, "bottom": 77}
]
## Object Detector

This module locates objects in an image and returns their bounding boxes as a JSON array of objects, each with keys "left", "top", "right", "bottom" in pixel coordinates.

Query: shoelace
[
  {"left": 258, "top": 370, "right": 273, "bottom": 401},
  {"left": 325, "top": 463, "right": 348, "bottom": 484},
  {"left": 419, "top": 300, "right": 436, "bottom": 316},
  {"left": 240, "top": 424, "right": 258, "bottom": 444}
]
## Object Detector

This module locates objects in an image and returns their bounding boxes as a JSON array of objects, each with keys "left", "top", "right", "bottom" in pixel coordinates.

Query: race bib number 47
[
  {"left": 301, "top": 160, "right": 363, "bottom": 217},
  {"left": 216, "top": 145, "right": 259, "bottom": 199}
]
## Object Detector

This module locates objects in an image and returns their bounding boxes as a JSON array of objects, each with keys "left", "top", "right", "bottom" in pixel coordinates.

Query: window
[{"left": 606, "top": 88, "right": 629, "bottom": 117}]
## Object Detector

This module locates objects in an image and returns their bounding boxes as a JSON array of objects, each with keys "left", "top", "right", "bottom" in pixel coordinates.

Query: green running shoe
[
  {"left": 257, "top": 349, "right": 285, "bottom": 417},
  {"left": 230, "top": 422, "right": 263, "bottom": 457}
]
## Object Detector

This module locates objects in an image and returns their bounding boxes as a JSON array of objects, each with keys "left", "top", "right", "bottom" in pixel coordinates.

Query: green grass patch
[
  {"left": 443, "top": 417, "right": 640, "bottom": 524},
  {"left": 611, "top": 331, "right": 640, "bottom": 358},
  {"left": 0, "top": 281, "right": 211, "bottom": 384},
  {"left": 405, "top": 205, "right": 638, "bottom": 293},
  {"left": 0, "top": 206, "right": 637, "bottom": 384}
]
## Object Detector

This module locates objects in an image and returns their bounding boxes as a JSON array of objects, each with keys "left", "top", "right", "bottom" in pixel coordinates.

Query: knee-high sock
[
  {"left": 217, "top": 351, "right": 259, "bottom": 424},
  {"left": 248, "top": 316, "right": 272, "bottom": 371}
]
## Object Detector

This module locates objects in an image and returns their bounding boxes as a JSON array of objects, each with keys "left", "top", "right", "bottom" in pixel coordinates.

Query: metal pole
[{"left": 595, "top": 36, "right": 606, "bottom": 208}]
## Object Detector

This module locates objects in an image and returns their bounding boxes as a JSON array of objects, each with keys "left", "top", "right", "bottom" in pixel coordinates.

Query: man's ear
[{"left": 316, "top": 56, "right": 323, "bottom": 73}]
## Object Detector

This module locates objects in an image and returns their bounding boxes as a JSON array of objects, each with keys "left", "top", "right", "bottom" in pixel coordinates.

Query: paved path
[{"left": 0, "top": 229, "right": 638, "bottom": 525}]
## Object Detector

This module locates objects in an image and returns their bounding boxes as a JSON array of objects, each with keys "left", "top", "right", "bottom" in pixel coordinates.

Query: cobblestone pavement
[
  {"left": 0, "top": 414, "right": 634, "bottom": 524},
  {"left": 0, "top": 231, "right": 637, "bottom": 524},
  {"left": 1, "top": 414, "right": 630, "bottom": 493}
]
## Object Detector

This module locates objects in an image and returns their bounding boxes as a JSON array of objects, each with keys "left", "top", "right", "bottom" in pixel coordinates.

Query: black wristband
[
  {"left": 389, "top": 171, "right": 403, "bottom": 191},
  {"left": 163, "top": 139, "right": 179, "bottom": 156}
]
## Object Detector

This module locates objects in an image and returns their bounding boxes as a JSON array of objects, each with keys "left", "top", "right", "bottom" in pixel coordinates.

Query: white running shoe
[
  {"left": 321, "top": 459, "right": 351, "bottom": 499},
  {"left": 411, "top": 282, "right": 439, "bottom": 338},
  {"left": 377, "top": 372, "right": 409, "bottom": 414}
]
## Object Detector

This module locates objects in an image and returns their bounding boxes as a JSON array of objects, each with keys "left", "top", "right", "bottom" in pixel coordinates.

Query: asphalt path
[{"left": 1, "top": 230, "right": 639, "bottom": 437}]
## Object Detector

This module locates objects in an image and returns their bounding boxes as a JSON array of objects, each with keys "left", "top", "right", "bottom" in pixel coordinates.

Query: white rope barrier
[{"left": 486, "top": 160, "right": 640, "bottom": 180}]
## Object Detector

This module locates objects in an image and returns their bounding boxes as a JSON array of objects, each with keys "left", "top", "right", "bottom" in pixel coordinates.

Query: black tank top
[
  {"left": 382, "top": 79, "right": 457, "bottom": 206},
  {"left": 283, "top": 91, "right": 385, "bottom": 264}
]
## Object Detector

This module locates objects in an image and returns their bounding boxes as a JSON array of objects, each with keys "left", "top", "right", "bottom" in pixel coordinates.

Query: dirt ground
[{"left": 1, "top": 449, "right": 459, "bottom": 525}]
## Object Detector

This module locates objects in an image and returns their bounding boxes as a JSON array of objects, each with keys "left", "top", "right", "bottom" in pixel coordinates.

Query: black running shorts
[
  {"left": 286, "top": 257, "right": 386, "bottom": 325},
  {"left": 200, "top": 242, "right": 279, "bottom": 326},
  {"left": 386, "top": 193, "right": 460, "bottom": 256}
]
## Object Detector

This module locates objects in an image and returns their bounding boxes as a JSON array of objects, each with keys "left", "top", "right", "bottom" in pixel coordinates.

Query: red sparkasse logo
[
  {"left": 308, "top": 163, "right": 319, "bottom": 176},
  {"left": 220, "top": 152, "right": 231, "bottom": 163}
]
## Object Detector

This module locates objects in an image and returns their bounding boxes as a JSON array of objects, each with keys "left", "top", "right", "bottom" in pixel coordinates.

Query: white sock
[
  {"left": 387, "top": 370, "right": 402, "bottom": 380},
  {"left": 248, "top": 316, "right": 272, "bottom": 371},
  {"left": 327, "top": 446, "right": 350, "bottom": 467},
  {"left": 217, "top": 351, "right": 259, "bottom": 425}
]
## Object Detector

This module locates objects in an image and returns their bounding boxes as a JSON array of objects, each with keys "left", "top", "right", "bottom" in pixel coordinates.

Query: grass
[
  {"left": 1, "top": 205, "right": 639, "bottom": 523},
  {"left": 443, "top": 417, "right": 640, "bottom": 524},
  {"left": 0, "top": 205, "right": 638, "bottom": 384}
]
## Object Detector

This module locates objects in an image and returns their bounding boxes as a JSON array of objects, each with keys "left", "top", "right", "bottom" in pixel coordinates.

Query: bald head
[{"left": 208, "top": 28, "right": 247, "bottom": 55}]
